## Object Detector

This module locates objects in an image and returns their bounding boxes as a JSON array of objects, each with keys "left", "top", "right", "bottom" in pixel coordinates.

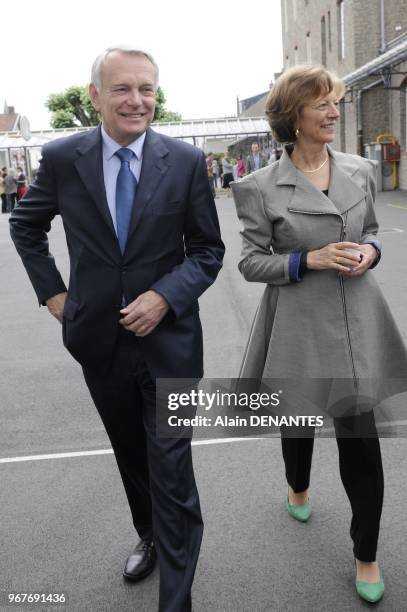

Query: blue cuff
[
  {"left": 288, "top": 252, "right": 303, "bottom": 282},
  {"left": 363, "top": 240, "right": 381, "bottom": 269}
]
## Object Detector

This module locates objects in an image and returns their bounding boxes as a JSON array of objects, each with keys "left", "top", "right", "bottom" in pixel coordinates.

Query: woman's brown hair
[{"left": 265, "top": 65, "right": 345, "bottom": 143}]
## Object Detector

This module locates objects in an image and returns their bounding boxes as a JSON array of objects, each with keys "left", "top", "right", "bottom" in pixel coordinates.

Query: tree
[
  {"left": 46, "top": 86, "right": 99, "bottom": 128},
  {"left": 46, "top": 85, "right": 181, "bottom": 129},
  {"left": 154, "top": 87, "right": 181, "bottom": 122}
]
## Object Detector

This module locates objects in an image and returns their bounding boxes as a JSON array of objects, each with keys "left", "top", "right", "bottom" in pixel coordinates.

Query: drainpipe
[
  {"left": 379, "top": 0, "right": 386, "bottom": 53},
  {"left": 357, "top": 90, "right": 363, "bottom": 156},
  {"left": 356, "top": 79, "right": 383, "bottom": 156}
]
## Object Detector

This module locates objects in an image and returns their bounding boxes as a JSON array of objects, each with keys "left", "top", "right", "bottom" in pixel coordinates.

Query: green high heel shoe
[
  {"left": 355, "top": 561, "right": 384, "bottom": 603},
  {"left": 286, "top": 493, "right": 312, "bottom": 523}
]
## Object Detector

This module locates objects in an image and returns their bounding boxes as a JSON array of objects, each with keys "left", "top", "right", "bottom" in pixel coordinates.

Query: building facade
[{"left": 281, "top": 0, "right": 407, "bottom": 188}]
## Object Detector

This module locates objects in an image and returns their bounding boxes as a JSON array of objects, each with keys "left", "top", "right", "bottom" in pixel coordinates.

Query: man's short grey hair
[{"left": 91, "top": 45, "right": 159, "bottom": 92}]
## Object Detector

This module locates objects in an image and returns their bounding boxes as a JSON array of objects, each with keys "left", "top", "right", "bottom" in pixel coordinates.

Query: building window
[
  {"left": 328, "top": 11, "right": 332, "bottom": 52},
  {"left": 337, "top": 0, "right": 345, "bottom": 60},
  {"left": 306, "top": 32, "right": 312, "bottom": 63},
  {"left": 294, "top": 45, "right": 299, "bottom": 65},
  {"left": 321, "top": 16, "right": 327, "bottom": 66}
]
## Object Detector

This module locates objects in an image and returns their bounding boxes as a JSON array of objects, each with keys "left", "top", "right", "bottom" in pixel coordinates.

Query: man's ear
[{"left": 88, "top": 83, "right": 101, "bottom": 112}]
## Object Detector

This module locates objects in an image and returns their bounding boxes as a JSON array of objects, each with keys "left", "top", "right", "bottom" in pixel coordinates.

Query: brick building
[
  {"left": 281, "top": 0, "right": 407, "bottom": 188},
  {"left": 0, "top": 102, "right": 20, "bottom": 132}
]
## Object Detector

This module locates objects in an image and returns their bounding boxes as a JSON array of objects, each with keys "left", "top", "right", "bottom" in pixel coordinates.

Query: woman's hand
[
  {"left": 306, "top": 242, "right": 363, "bottom": 273},
  {"left": 339, "top": 243, "right": 378, "bottom": 278}
]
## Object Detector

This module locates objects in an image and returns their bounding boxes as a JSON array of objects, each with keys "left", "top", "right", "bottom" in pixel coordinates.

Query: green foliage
[
  {"left": 154, "top": 86, "right": 181, "bottom": 123},
  {"left": 46, "top": 86, "right": 99, "bottom": 128},
  {"left": 46, "top": 84, "right": 181, "bottom": 129},
  {"left": 50, "top": 109, "right": 79, "bottom": 129}
]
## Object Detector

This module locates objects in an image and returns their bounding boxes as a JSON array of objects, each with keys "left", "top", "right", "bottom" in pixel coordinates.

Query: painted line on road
[
  {"left": 387, "top": 204, "right": 407, "bottom": 211},
  {"left": 378, "top": 227, "right": 404, "bottom": 234},
  {"left": 0, "top": 437, "right": 262, "bottom": 465},
  {"left": 2, "top": 418, "right": 406, "bottom": 465}
]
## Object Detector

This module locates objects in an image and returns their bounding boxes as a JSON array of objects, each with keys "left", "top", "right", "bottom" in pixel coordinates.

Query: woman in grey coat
[{"left": 231, "top": 65, "right": 407, "bottom": 604}]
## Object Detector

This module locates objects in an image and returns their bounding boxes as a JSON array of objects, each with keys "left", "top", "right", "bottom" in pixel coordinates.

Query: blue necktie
[{"left": 115, "top": 148, "right": 137, "bottom": 253}]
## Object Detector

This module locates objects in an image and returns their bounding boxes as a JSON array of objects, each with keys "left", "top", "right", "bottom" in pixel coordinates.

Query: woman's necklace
[{"left": 297, "top": 156, "right": 329, "bottom": 173}]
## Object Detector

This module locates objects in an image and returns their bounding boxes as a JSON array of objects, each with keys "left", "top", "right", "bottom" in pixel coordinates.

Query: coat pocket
[
  {"left": 152, "top": 199, "right": 185, "bottom": 215},
  {"left": 63, "top": 297, "right": 79, "bottom": 321}
]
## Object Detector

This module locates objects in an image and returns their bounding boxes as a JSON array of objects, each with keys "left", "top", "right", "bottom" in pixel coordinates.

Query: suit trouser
[
  {"left": 1, "top": 193, "right": 7, "bottom": 213},
  {"left": 281, "top": 411, "right": 383, "bottom": 562},
  {"left": 83, "top": 329, "right": 203, "bottom": 612},
  {"left": 6, "top": 193, "right": 17, "bottom": 212}
]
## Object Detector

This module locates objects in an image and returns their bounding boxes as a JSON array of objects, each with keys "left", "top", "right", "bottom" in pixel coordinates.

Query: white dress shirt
[{"left": 101, "top": 125, "right": 145, "bottom": 234}]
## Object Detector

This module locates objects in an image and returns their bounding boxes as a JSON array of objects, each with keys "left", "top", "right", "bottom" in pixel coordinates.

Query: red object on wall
[{"left": 382, "top": 143, "right": 400, "bottom": 161}]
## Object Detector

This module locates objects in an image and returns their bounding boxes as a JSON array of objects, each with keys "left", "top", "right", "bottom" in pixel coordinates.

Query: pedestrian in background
[
  {"left": 206, "top": 152, "right": 216, "bottom": 198},
  {"left": 232, "top": 64, "right": 407, "bottom": 604},
  {"left": 268, "top": 147, "right": 278, "bottom": 164},
  {"left": 16, "top": 166, "right": 27, "bottom": 201},
  {"left": 0, "top": 168, "right": 7, "bottom": 213},
  {"left": 221, "top": 154, "right": 234, "bottom": 188},
  {"left": 212, "top": 157, "right": 219, "bottom": 187},
  {"left": 4, "top": 168, "right": 17, "bottom": 212},
  {"left": 237, "top": 153, "right": 245, "bottom": 178},
  {"left": 245, "top": 142, "right": 266, "bottom": 174}
]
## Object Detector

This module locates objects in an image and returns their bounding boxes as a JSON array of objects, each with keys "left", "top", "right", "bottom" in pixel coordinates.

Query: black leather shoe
[{"left": 123, "top": 540, "right": 157, "bottom": 582}]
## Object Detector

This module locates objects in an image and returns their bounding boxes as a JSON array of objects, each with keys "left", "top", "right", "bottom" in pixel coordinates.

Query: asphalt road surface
[{"left": 1, "top": 188, "right": 407, "bottom": 612}]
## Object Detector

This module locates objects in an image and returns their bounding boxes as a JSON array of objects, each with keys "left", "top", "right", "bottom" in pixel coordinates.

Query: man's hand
[
  {"left": 119, "top": 290, "right": 170, "bottom": 336},
  {"left": 307, "top": 242, "right": 363, "bottom": 273},
  {"left": 46, "top": 292, "right": 67, "bottom": 323},
  {"left": 339, "top": 243, "right": 378, "bottom": 278}
]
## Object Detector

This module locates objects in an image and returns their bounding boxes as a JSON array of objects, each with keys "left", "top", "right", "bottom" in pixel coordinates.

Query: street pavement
[{"left": 1, "top": 187, "right": 407, "bottom": 612}]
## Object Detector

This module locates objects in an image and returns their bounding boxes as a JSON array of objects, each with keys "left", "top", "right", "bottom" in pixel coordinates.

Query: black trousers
[
  {"left": 6, "top": 192, "right": 17, "bottom": 212},
  {"left": 83, "top": 329, "right": 203, "bottom": 612},
  {"left": 281, "top": 411, "right": 384, "bottom": 562}
]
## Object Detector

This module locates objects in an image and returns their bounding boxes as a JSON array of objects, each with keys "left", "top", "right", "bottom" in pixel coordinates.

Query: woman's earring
[{"left": 295, "top": 128, "right": 300, "bottom": 138}]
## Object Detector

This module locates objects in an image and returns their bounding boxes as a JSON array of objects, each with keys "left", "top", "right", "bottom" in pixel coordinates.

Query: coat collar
[
  {"left": 74, "top": 126, "right": 170, "bottom": 256},
  {"left": 276, "top": 144, "right": 367, "bottom": 216},
  {"left": 74, "top": 125, "right": 116, "bottom": 239}
]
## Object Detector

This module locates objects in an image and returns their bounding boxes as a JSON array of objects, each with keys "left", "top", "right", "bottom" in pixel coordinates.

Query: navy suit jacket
[{"left": 10, "top": 126, "right": 225, "bottom": 377}]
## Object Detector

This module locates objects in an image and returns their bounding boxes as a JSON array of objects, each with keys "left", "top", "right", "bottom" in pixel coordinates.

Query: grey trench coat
[{"left": 231, "top": 145, "right": 407, "bottom": 415}]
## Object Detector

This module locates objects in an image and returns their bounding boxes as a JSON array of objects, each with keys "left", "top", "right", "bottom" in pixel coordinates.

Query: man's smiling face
[{"left": 89, "top": 51, "right": 156, "bottom": 146}]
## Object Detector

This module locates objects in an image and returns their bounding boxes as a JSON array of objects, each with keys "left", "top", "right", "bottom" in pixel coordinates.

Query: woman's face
[{"left": 297, "top": 89, "right": 340, "bottom": 145}]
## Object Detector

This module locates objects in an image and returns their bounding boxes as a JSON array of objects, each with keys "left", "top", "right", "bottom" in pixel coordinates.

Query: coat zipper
[
  {"left": 338, "top": 212, "right": 358, "bottom": 389},
  {"left": 288, "top": 208, "right": 358, "bottom": 387}
]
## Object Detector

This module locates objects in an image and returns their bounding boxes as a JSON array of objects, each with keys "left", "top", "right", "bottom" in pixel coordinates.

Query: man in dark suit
[
  {"left": 245, "top": 142, "right": 267, "bottom": 174},
  {"left": 10, "top": 45, "right": 224, "bottom": 612}
]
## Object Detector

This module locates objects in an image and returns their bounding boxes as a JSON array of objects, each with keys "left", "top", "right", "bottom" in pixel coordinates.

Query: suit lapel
[
  {"left": 74, "top": 127, "right": 171, "bottom": 256},
  {"left": 277, "top": 145, "right": 366, "bottom": 216},
  {"left": 74, "top": 126, "right": 117, "bottom": 240},
  {"left": 126, "top": 128, "right": 169, "bottom": 240},
  {"left": 277, "top": 146, "right": 340, "bottom": 216},
  {"left": 327, "top": 147, "right": 367, "bottom": 215}
]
